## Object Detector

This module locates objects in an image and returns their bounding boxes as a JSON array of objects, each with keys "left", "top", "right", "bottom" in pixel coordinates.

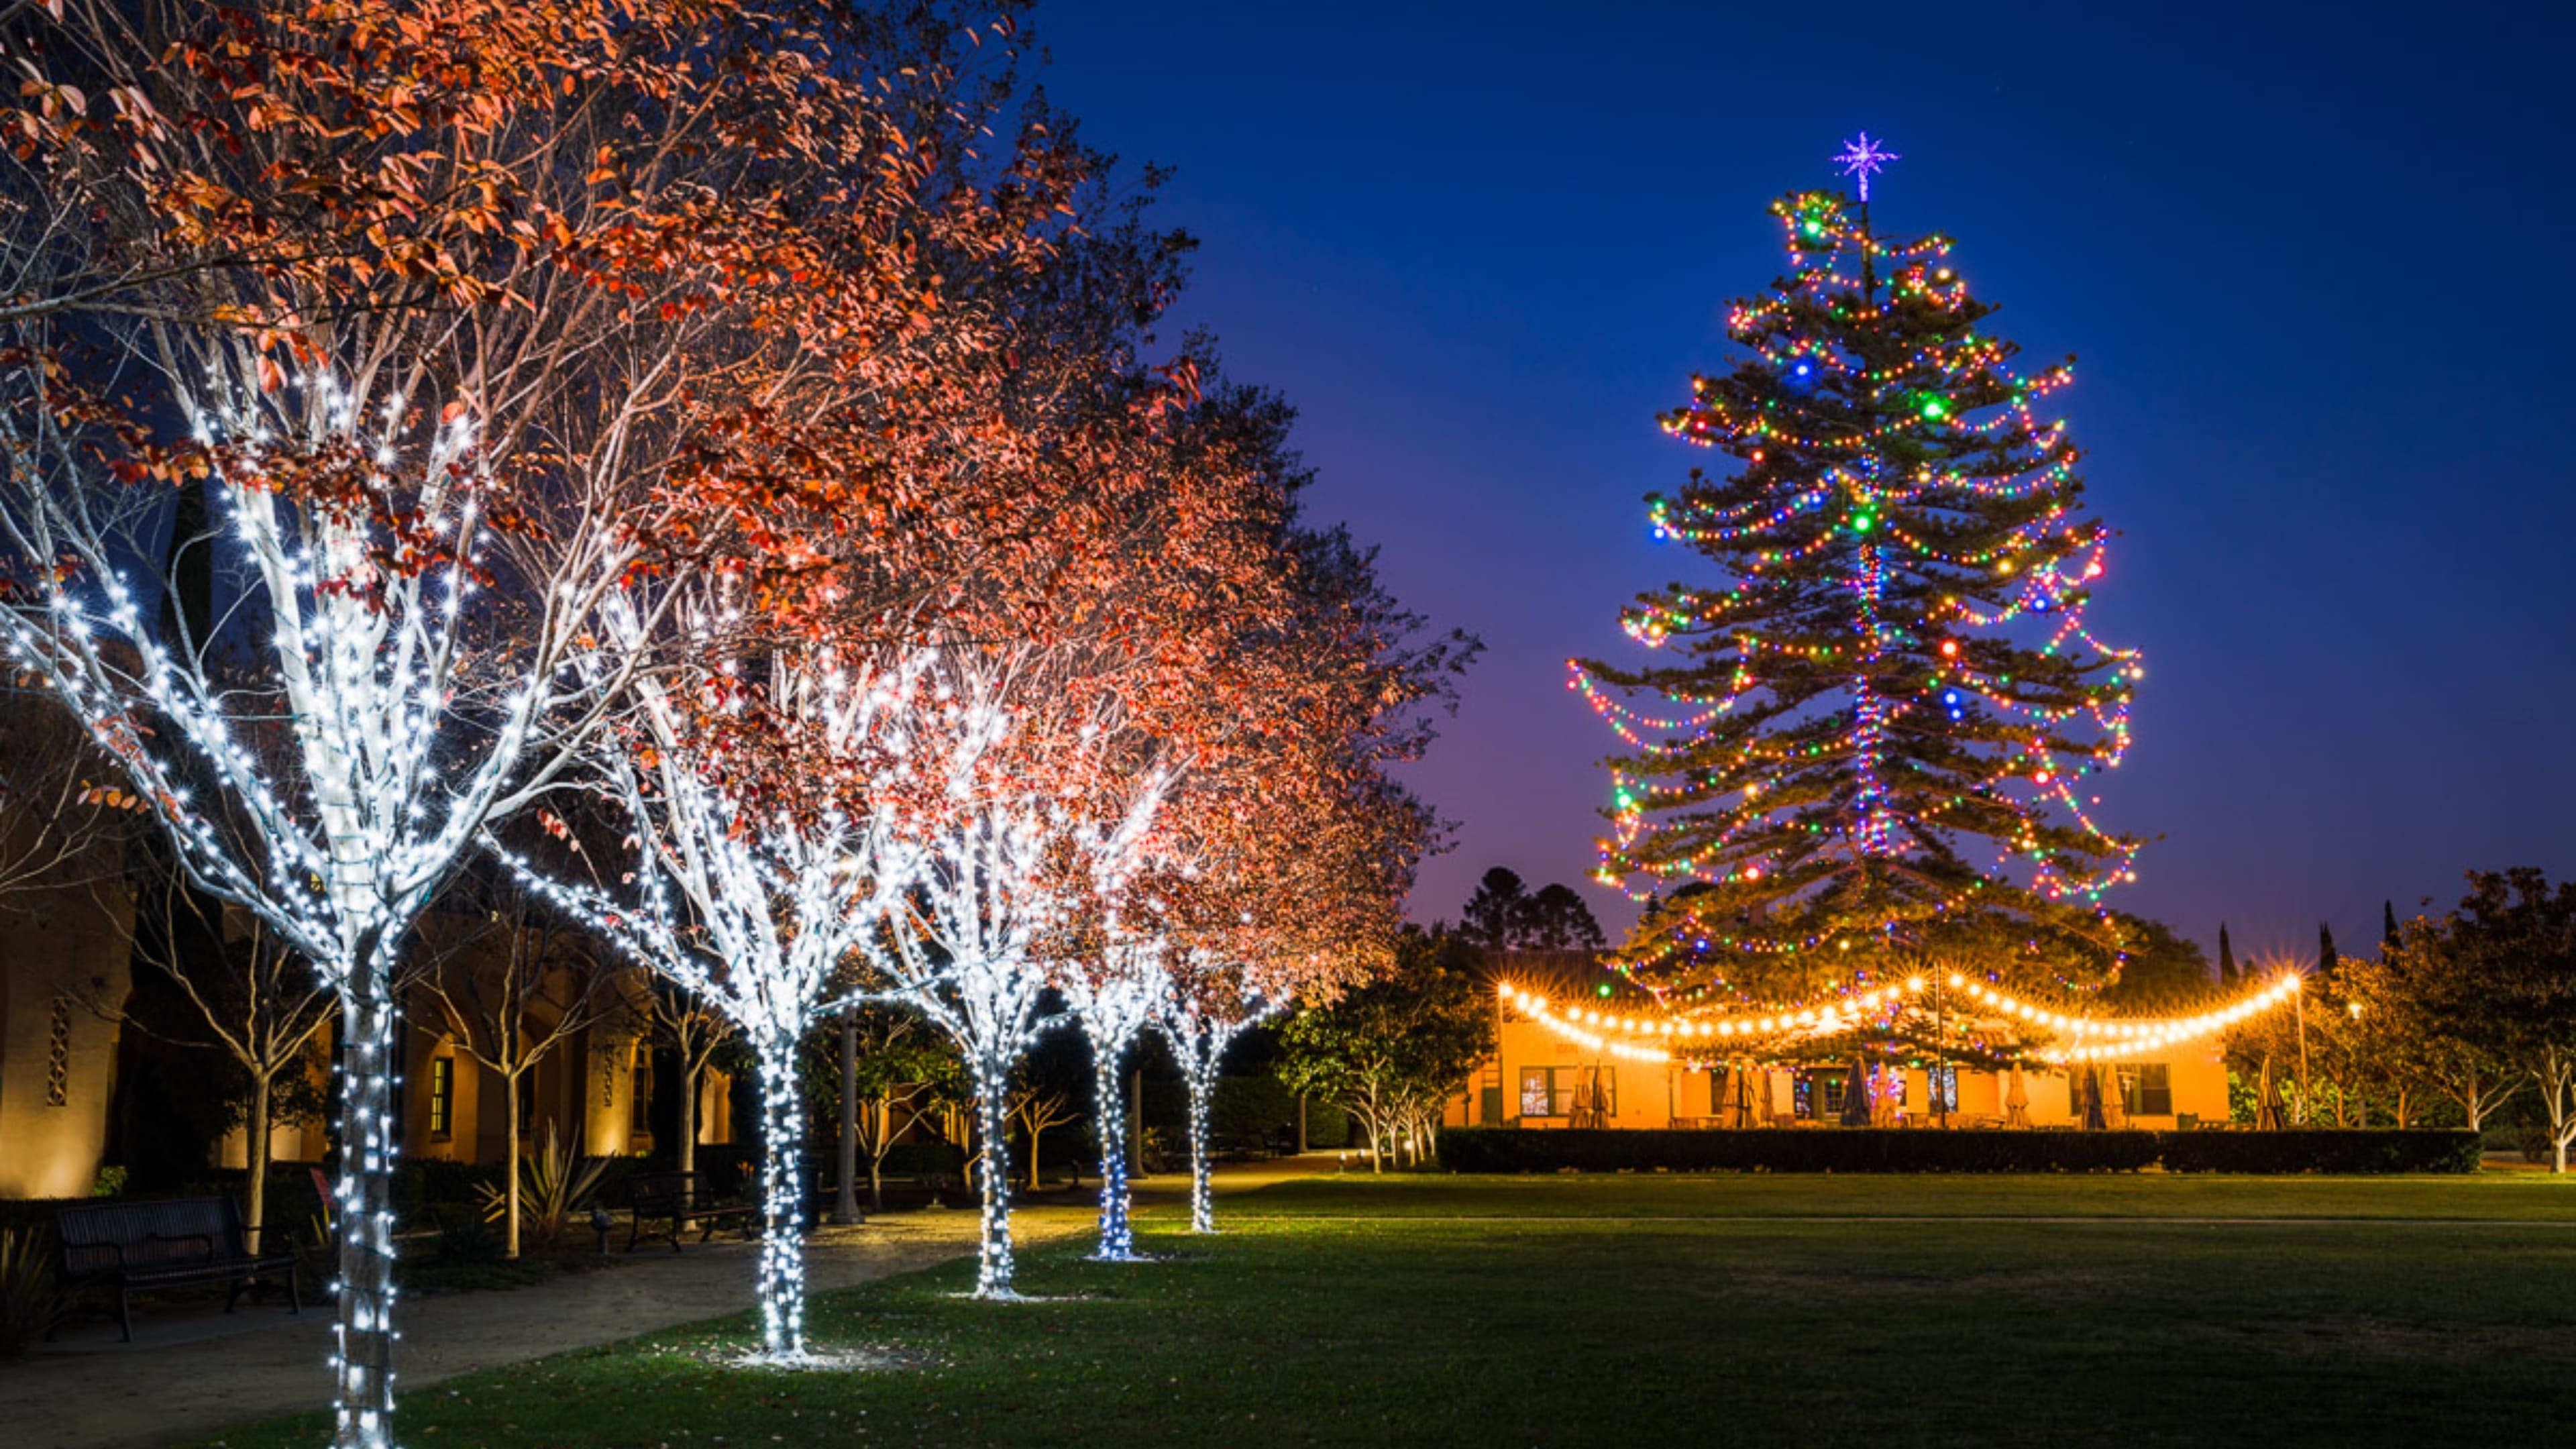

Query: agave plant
[
  {"left": 474, "top": 1124, "right": 610, "bottom": 1254},
  {"left": 0, "top": 1227, "right": 66, "bottom": 1356}
]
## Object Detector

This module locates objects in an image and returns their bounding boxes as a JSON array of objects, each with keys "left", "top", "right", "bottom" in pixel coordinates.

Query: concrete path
[{"left": 0, "top": 1157, "right": 1332, "bottom": 1449}]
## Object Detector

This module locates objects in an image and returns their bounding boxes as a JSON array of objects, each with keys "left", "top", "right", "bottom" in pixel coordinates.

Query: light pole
[
  {"left": 2294, "top": 974, "right": 2311, "bottom": 1126},
  {"left": 2347, "top": 1000, "right": 2367, "bottom": 1128}
]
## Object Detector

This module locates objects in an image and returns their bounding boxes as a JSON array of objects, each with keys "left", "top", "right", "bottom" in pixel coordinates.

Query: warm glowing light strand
[{"left": 1499, "top": 973, "right": 2302, "bottom": 1066}]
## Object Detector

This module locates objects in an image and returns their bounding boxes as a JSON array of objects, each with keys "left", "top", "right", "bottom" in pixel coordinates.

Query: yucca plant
[
  {"left": 0, "top": 1227, "right": 66, "bottom": 1356},
  {"left": 474, "top": 1124, "right": 609, "bottom": 1255}
]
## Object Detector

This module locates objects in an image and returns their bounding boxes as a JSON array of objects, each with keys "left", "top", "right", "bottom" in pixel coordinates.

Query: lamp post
[
  {"left": 2294, "top": 974, "right": 2311, "bottom": 1126},
  {"left": 2347, "top": 1000, "right": 2367, "bottom": 1128}
]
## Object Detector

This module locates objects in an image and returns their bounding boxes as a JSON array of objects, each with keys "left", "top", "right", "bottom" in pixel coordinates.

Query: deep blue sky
[{"left": 1040, "top": 2, "right": 2576, "bottom": 965}]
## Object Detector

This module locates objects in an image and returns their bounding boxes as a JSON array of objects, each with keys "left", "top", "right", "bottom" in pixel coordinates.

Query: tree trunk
[
  {"left": 1296, "top": 1093, "right": 1308, "bottom": 1153},
  {"left": 676, "top": 1060, "right": 698, "bottom": 1177},
  {"left": 865, "top": 1096, "right": 886, "bottom": 1213},
  {"left": 1185, "top": 1057, "right": 1216, "bottom": 1234},
  {"left": 1091, "top": 1054, "right": 1136, "bottom": 1258},
  {"left": 502, "top": 1069, "right": 523, "bottom": 1259},
  {"left": 971, "top": 1052, "right": 1017, "bottom": 1298},
  {"left": 330, "top": 984, "right": 400, "bottom": 1449},
  {"left": 751, "top": 1041, "right": 810, "bottom": 1360},
  {"left": 833, "top": 1013, "right": 861, "bottom": 1225},
  {"left": 245, "top": 1071, "right": 274, "bottom": 1255}
]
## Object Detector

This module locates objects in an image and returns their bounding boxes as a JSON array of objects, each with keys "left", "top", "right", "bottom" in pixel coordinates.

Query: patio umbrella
[
  {"left": 1727, "top": 1063, "right": 1762, "bottom": 1128},
  {"left": 1870, "top": 1063, "right": 1900, "bottom": 1126},
  {"left": 2004, "top": 1065, "right": 2031, "bottom": 1128},
  {"left": 2257, "top": 1055, "right": 2286, "bottom": 1130},
  {"left": 2081, "top": 1067, "right": 2108, "bottom": 1130},
  {"left": 1841, "top": 1056, "right": 1871, "bottom": 1126},
  {"left": 2100, "top": 1066, "right": 2130, "bottom": 1130}
]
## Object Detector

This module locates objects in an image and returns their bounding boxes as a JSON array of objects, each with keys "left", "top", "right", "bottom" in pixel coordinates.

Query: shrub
[
  {"left": 0, "top": 1227, "right": 65, "bottom": 1356},
  {"left": 2156, "top": 1129, "right": 2480, "bottom": 1175}
]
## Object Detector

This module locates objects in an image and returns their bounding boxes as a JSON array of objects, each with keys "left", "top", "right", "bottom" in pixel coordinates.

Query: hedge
[
  {"left": 2155, "top": 1129, "right": 2482, "bottom": 1175},
  {"left": 1435, "top": 1127, "right": 2482, "bottom": 1175}
]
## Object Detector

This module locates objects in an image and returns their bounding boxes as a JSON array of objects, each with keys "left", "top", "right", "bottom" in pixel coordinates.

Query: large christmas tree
[{"left": 1577, "top": 138, "right": 2143, "bottom": 1007}]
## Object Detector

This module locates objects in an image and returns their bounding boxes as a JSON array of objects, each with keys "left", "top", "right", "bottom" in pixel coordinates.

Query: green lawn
[{"left": 194, "top": 1173, "right": 2576, "bottom": 1448}]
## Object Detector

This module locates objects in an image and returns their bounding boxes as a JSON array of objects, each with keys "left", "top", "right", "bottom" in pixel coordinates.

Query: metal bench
[
  {"left": 55, "top": 1196, "right": 300, "bottom": 1342},
  {"left": 625, "top": 1171, "right": 759, "bottom": 1252}
]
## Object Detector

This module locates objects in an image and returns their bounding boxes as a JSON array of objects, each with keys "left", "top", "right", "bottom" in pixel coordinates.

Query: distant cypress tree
[
  {"left": 2383, "top": 900, "right": 2400, "bottom": 954},
  {"left": 2216, "top": 923, "right": 2237, "bottom": 987},
  {"left": 2318, "top": 922, "right": 2339, "bottom": 978}
]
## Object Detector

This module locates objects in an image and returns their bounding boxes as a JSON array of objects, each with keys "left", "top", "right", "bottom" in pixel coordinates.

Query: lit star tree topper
[
  {"left": 1571, "top": 150, "right": 2145, "bottom": 1010},
  {"left": 1834, "top": 132, "right": 1900, "bottom": 203}
]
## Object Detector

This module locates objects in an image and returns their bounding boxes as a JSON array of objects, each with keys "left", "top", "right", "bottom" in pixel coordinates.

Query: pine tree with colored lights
[{"left": 1574, "top": 138, "right": 2143, "bottom": 1003}]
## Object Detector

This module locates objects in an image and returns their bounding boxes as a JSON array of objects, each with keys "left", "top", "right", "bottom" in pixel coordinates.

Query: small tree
[
  {"left": 1006, "top": 1053, "right": 1086, "bottom": 1195},
  {"left": 643, "top": 980, "right": 734, "bottom": 1179},
  {"left": 92, "top": 873, "right": 333, "bottom": 1252},
  {"left": 410, "top": 881, "right": 619, "bottom": 1258},
  {"left": 2349, "top": 917, "right": 2518, "bottom": 1132},
  {"left": 2434, "top": 870, "right": 2576, "bottom": 1167},
  {"left": 1279, "top": 932, "right": 1494, "bottom": 1171},
  {"left": 841, "top": 1007, "right": 957, "bottom": 1213}
]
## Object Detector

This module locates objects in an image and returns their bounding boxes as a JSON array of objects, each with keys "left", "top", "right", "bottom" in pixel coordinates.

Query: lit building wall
[{"left": 0, "top": 884, "right": 133, "bottom": 1199}]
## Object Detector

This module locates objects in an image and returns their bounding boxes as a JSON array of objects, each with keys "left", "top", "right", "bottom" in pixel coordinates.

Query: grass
[{"left": 191, "top": 1173, "right": 2576, "bottom": 1448}]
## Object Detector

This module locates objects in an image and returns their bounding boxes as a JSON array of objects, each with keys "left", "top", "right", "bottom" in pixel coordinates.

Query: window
[
  {"left": 631, "top": 1049, "right": 654, "bottom": 1135},
  {"left": 427, "top": 1056, "right": 454, "bottom": 1140},
  {"left": 1928, "top": 1065, "right": 1959, "bottom": 1115},
  {"left": 2124, "top": 1064, "right": 2173, "bottom": 1117},
  {"left": 1819, "top": 1073, "right": 1846, "bottom": 1118},
  {"left": 45, "top": 996, "right": 71, "bottom": 1107},
  {"left": 1517, "top": 1067, "right": 1616, "bottom": 1118},
  {"left": 1519, "top": 1067, "right": 1554, "bottom": 1117}
]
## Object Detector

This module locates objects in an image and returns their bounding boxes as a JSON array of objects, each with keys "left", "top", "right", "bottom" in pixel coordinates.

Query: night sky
[{"left": 1040, "top": 3, "right": 2576, "bottom": 965}]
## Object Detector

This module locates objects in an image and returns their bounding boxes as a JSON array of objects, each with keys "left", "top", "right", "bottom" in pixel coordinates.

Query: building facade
[{"left": 1450, "top": 952, "right": 2232, "bottom": 1134}]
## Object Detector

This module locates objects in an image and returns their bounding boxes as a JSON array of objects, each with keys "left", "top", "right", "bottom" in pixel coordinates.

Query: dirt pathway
[{"left": 0, "top": 1158, "right": 1335, "bottom": 1449}]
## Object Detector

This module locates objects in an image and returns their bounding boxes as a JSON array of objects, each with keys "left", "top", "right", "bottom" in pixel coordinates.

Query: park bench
[
  {"left": 54, "top": 1195, "right": 300, "bottom": 1342},
  {"left": 625, "top": 1171, "right": 759, "bottom": 1253}
]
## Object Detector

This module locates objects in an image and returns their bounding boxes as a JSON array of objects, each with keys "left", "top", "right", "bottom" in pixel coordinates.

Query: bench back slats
[
  {"left": 56, "top": 1197, "right": 247, "bottom": 1278},
  {"left": 630, "top": 1171, "right": 710, "bottom": 1213}
]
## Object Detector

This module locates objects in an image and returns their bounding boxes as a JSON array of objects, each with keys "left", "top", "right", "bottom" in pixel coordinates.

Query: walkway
[{"left": 0, "top": 1157, "right": 1328, "bottom": 1449}]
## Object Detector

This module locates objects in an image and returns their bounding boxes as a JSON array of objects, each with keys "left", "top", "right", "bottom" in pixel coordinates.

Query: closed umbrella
[
  {"left": 2081, "top": 1067, "right": 2108, "bottom": 1131},
  {"left": 2100, "top": 1066, "right": 2130, "bottom": 1130},
  {"left": 2004, "top": 1066, "right": 2031, "bottom": 1128},
  {"left": 2257, "top": 1055, "right": 2286, "bottom": 1130},
  {"left": 1728, "top": 1063, "right": 1762, "bottom": 1128},
  {"left": 1841, "top": 1056, "right": 1871, "bottom": 1126}
]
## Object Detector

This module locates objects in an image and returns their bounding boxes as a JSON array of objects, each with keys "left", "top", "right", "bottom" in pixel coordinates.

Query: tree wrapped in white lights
[
  {"left": 503, "top": 628, "right": 930, "bottom": 1362},
  {"left": 0, "top": 362, "right": 643, "bottom": 1438},
  {"left": 1155, "top": 953, "right": 1277, "bottom": 1234},
  {"left": 854, "top": 647, "right": 1165, "bottom": 1299},
  {"left": 1053, "top": 887, "right": 1173, "bottom": 1260}
]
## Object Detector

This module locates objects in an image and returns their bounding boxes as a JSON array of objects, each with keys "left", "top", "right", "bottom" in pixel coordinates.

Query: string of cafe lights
[{"left": 1498, "top": 971, "right": 2302, "bottom": 1067}]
